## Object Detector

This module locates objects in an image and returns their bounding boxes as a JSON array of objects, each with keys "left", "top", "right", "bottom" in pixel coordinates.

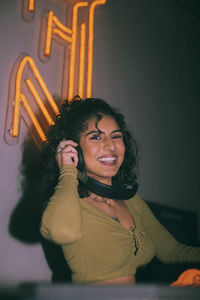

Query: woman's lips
[{"left": 97, "top": 156, "right": 117, "bottom": 165}]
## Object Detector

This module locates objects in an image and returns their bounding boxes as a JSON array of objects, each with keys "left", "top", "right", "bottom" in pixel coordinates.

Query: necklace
[
  {"left": 89, "top": 194, "right": 120, "bottom": 223},
  {"left": 111, "top": 204, "right": 120, "bottom": 223}
]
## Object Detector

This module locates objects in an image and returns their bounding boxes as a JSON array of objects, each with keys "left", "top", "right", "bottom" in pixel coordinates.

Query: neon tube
[
  {"left": 52, "top": 28, "right": 72, "bottom": 42},
  {"left": 45, "top": 10, "right": 54, "bottom": 56},
  {"left": 13, "top": 56, "right": 59, "bottom": 137},
  {"left": 20, "top": 93, "right": 46, "bottom": 141},
  {"left": 26, "top": 78, "right": 54, "bottom": 126},
  {"left": 87, "top": 0, "right": 106, "bottom": 98},
  {"left": 68, "top": 1, "right": 89, "bottom": 101},
  {"left": 78, "top": 23, "right": 86, "bottom": 98},
  {"left": 45, "top": 11, "right": 73, "bottom": 56},
  {"left": 28, "top": 0, "right": 35, "bottom": 12},
  {"left": 53, "top": 15, "right": 72, "bottom": 35}
]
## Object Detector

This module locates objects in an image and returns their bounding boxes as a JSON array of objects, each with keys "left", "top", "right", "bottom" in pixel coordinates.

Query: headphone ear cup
[{"left": 76, "top": 145, "right": 84, "bottom": 172}]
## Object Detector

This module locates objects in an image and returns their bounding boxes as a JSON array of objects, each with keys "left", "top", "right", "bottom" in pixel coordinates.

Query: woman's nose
[{"left": 103, "top": 137, "right": 115, "bottom": 151}]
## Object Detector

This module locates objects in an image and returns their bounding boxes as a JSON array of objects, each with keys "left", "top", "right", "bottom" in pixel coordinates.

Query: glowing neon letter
[
  {"left": 44, "top": 0, "right": 107, "bottom": 100},
  {"left": 12, "top": 56, "right": 59, "bottom": 141}
]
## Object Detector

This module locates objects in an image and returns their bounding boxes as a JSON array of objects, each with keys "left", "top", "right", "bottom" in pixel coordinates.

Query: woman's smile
[{"left": 97, "top": 155, "right": 118, "bottom": 165}]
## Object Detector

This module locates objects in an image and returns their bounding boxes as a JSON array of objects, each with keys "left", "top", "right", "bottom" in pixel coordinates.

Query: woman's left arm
[{"left": 137, "top": 195, "right": 200, "bottom": 263}]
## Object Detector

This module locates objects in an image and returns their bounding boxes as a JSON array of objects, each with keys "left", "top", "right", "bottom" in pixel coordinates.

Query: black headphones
[
  {"left": 76, "top": 145, "right": 85, "bottom": 172},
  {"left": 76, "top": 145, "right": 138, "bottom": 200}
]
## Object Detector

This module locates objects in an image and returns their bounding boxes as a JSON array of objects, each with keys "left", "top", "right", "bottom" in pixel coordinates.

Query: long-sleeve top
[{"left": 40, "top": 165, "right": 200, "bottom": 283}]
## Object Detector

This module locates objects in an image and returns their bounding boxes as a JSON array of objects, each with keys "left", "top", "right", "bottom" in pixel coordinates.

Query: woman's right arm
[{"left": 40, "top": 141, "right": 82, "bottom": 245}]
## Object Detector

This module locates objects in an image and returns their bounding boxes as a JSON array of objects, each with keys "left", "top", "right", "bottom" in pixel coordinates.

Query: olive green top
[{"left": 40, "top": 165, "right": 200, "bottom": 283}]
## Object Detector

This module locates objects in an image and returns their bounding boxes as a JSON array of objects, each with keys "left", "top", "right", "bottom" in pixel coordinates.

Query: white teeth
[{"left": 98, "top": 157, "right": 117, "bottom": 162}]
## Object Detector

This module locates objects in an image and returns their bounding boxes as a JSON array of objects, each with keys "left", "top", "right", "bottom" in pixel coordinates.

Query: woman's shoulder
[
  {"left": 128, "top": 193, "right": 146, "bottom": 205},
  {"left": 125, "top": 193, "right": 147, "bottom": 213}
]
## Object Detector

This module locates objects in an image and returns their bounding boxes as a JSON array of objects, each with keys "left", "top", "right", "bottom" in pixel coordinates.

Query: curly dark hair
[{"left": 41, "top": 96, "right": 139, "bottom": 200}]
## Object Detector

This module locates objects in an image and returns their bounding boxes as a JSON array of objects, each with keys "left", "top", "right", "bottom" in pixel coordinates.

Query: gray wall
[{"left": 0, "top": 0, "right": 200, "bottom": 285}]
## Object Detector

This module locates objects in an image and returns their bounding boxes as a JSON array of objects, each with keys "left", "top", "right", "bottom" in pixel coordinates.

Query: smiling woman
[{"left": 40, "top": 96, "right": 200, "bottom": 285}]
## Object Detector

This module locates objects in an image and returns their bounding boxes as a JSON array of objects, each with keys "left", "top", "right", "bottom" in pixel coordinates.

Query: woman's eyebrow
[
  {"left": 85, "top": 129, "right": 122, "bottom": 137},
  {"left": 111, "top": 129, "right": 122, "bottom": 134},
  {"left": 85, "top": 130, "right": 102, "bottom": 137}
]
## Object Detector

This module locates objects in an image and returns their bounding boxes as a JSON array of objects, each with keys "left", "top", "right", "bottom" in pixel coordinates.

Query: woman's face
[{"left": 79, "top": 115, "right": 125, "bottom": 185}]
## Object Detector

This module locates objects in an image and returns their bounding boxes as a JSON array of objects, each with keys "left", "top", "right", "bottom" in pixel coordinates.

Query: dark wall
[{"left": 92, "top": 0, "right": 200, "bottom": 212}]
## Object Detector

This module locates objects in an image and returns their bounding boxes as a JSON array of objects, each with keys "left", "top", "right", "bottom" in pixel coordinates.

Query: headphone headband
[{"left": 78, "top": 171, "right": 138, "bottom": 200}]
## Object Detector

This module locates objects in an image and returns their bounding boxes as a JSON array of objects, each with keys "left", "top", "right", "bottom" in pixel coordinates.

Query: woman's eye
[
  {"left": 112, "top": 134, "right": 123, "bottom": 139},
  {"left": 90, "top": 134, "right": 101, "bottom": 140}
]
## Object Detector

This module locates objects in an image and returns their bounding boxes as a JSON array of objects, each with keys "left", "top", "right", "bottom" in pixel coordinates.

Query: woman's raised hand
[{"left": 56, "top": 140, "right": 78, "bottom": 169}]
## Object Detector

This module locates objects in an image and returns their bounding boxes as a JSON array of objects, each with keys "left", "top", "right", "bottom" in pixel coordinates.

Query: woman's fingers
[
  {"left": 56, "top": 140, "right": 79, "bottom": 168},
  {"left": 57, "top": 140, "right": 78, "bottom": 151}
]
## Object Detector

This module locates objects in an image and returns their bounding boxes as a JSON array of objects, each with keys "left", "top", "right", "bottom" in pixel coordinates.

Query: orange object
[
  {"left": 87, "top": 0, "right": 106, "bottom": 98},
  {"left": 8, "top": 0, "right": 107, "bottom": 144},
  {"left": 44, "top": 1, "right": 107, "bottom": 100},
  {"left": 79, "top": 23, "right": 86, "bottom": 98},
  {"left": 13, "top": 56, "right": 59, "bottom": 139},
  {"left": 68, "top": 1, "right": 89, "bottom": 101},
  {"left": 171, "top": 268, "right": 200, "bottom": 287},
  {"left": 20, "top": 93, "right": 47, "bottom": 141},
  {"left": 28, "top": 0, "right": 35, "bottom": 12}
]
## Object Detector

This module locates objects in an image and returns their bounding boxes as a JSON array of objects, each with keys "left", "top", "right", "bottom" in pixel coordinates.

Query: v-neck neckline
[{"left": 80, "top": 198, "right": 136, "bottom": 232}]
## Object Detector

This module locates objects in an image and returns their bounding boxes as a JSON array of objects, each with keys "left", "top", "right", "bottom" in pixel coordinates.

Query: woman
[{"left": 40, "top": 96, "right": 200, "bottom": 284}]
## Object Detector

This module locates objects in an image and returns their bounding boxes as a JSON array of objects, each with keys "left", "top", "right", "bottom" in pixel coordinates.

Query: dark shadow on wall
[{"left": 9, "top": 138, "right": 72, "bottom": 283}]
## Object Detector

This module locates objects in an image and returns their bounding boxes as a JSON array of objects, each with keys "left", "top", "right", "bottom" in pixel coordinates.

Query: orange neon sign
[
  {"left": 5, "top": 0, "right": 107, "bottom": 145},
  {"left": 44, "top": 0, "right": 106, "bottom": 100},
  {"left": 13, "top": 56, "right": 59, "bottom": 138}
]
